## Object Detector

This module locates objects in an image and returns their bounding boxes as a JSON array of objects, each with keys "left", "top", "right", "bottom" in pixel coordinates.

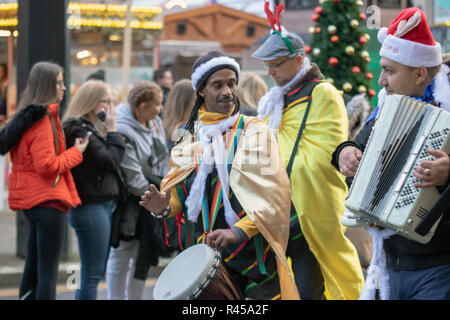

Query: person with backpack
[{"left": 250, "top": 2, "right": 364, "bottom": 300}]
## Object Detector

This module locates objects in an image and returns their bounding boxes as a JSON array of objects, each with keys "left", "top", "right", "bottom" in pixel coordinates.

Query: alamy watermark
[
  {"left": 366, "top": 5, "right": 382, "bottom": 30},
  {"left": 66, "top": 264, "right": 80, "bottom": 290}
]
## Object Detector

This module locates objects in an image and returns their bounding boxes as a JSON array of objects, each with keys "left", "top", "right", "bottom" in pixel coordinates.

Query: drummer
[{"left": 140, "top": 51, "right": 299, "bottom": 300}]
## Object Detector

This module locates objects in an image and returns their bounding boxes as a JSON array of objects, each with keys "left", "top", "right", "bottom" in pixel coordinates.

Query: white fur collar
[
  {"left": 433, "top": 64, "right": 450, "bottom": 112},
  {"left": 257, "top": 57, "right": 311, "bottom": 131}
]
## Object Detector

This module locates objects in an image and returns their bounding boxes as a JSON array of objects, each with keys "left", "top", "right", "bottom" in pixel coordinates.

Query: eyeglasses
[
  {"left": 262, "top": 58, "right": 291, "bottom": 70},
  {"left": 99, "top": 99, "right": 113, "bottom": 105}
]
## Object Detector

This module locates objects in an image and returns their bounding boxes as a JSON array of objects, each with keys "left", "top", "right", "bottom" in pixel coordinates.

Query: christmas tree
[{"left": 307, "top": 0, "right": 375, "bottom": 99}]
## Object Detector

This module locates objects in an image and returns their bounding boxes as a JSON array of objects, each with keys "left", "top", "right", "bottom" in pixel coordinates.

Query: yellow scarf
[{"left": 198, "top": 103, "right": 235, "bottom": 125}]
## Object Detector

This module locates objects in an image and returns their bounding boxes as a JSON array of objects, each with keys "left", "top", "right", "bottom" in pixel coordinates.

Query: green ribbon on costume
[
  {"left": 254, "top": 234, "right": 268, "bottom": 275},
  {"left": 175, "top": 182, "right": 193, "bottom": 249},
  {"left": 272, "top": 30, "right": 295, "bottom": 55}
]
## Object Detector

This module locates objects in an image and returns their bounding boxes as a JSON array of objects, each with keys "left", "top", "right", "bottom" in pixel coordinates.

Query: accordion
[{"left": 345, "top": 94, "right": 450, "bottom": 244}]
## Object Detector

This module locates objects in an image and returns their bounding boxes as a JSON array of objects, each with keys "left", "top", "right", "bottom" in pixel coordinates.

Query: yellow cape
[
  {"left": 160, "top": 116, "right": 300, "bottom": 300},
  {"left": 277, "top": 82, "right": 364, "bottom": 300}
]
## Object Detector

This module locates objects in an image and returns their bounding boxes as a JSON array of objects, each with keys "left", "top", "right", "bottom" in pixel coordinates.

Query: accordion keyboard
[{"left": 395, "top": 128, "right": 449, "bottom": 209}]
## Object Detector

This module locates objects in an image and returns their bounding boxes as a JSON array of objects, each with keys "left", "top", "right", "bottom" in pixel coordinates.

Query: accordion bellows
[{"left": 346, "top": 95, "right": 450, "bottom": 244}]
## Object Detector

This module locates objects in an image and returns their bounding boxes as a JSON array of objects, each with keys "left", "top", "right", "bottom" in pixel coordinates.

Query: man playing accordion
[{"left": 331, "top": 8, "right": 450, "bottom": 300}]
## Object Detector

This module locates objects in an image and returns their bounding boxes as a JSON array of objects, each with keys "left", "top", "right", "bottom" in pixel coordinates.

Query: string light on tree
[
  {"left": 358, "top": 85, "right": 367, "bottom": 93},
  {"left": 331, "top": 35, "right": 339, "bottom": 43}
]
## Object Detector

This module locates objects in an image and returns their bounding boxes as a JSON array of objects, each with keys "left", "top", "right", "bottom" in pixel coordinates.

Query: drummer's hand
[
  {"left": 139, "top": 184, "right": 171, "bottom": 215},
  {"left": 206, "top": 229, "right": 238, "bottom": 249},
  {"left": 413, "top": 149, "right": 450, "bottom": 188},
  {"left": 339, "top": 146, "right": 362, "bottom": 177}
]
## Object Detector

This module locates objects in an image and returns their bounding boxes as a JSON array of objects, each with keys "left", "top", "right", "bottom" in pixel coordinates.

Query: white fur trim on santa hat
[
  {"left": 191, "top": 56, "right": 240, "bottom": 90},
  {"left": 380, "top": 34, "right": 442, "bottom": 67},
  {"left": 433, "top": 63, "right": 450, "bottom": 112}
]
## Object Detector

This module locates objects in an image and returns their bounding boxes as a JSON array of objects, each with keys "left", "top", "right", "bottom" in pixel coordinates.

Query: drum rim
[{"left": 188, "top": 248, "right": 222, "bottom": 300}]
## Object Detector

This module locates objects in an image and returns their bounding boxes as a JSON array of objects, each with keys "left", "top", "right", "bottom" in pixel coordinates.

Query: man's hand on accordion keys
[
  {"left": 413, "top": 149, "right": 450, "bottom": 188},
  {"left": 338, "top": 146, "right": 363, "bottom": 177},
  {"left": 139, "top": 184, "right": 171, "bottom": 217}
]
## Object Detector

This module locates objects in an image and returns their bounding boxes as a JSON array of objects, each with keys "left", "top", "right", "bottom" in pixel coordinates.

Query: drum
[{"left": 153, "top": 244, "right": 242, "bottom": 300}]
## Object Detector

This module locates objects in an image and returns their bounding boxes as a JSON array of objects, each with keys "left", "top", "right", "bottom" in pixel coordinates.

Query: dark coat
[{"left": 63, "top": 117, "right": 127, "bottom": 204}]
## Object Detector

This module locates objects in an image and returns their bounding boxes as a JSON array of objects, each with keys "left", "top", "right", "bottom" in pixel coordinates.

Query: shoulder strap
[{"left": 285, "top": 80, "right": 322, "bottom": 178}]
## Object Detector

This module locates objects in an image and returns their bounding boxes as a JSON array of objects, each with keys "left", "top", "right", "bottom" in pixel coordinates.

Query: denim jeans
[
  {"left": 69, "top": 200, "right": 116, "bottom": 300},
  {"left": 19, "top": 207, "right": 67, "bottom": 300},
  {"left": 388, "top": 264, "right": 450, "bottom": 300}
]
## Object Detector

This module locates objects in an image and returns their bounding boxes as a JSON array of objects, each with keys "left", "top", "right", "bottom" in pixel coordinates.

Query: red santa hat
[{"left": 378, "top": 7, "right": 442, "bottom": 67}]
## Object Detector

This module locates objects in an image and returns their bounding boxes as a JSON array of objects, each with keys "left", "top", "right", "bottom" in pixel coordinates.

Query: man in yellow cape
[
  {"left": 140, "top": 51, "right": 299, "bottom": 300},
  {"left": 251, "top": 1, "right": 364, "bottom": 300}
]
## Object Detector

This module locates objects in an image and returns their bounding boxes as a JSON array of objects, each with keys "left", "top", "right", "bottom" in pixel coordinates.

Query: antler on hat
[{"left": 253, "top": 1, "right": 304, "bottom": 60}]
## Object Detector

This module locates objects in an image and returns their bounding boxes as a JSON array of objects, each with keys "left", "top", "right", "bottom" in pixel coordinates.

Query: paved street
[
  {"left": 0, "top": 279, "right": 157, "bottom": 300},
  {"left": 0, "top": 209, "right": 168, "bottom": 300}
]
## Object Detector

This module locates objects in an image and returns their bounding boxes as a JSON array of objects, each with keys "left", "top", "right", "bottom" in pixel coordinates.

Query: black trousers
[
  {"left": 287, "top": 216, "right": 326, "bottom": 300},
  {"left": 19, "top": 207, "right": 67, "bottom": 300}
]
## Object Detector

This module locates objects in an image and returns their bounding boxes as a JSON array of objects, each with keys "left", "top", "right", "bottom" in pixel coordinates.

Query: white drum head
[{"left": 153, "top": 244, "right": 220, "bottom": 300}]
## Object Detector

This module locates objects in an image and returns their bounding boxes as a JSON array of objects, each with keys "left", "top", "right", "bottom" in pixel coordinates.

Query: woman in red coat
[{"left": 4, "top": 62, "right": 89, "bottom": 300}]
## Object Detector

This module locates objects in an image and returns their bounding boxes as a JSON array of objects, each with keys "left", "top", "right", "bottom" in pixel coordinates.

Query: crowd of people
[{"left": 0, "top": 6, "right": 448, "bottom": 300}]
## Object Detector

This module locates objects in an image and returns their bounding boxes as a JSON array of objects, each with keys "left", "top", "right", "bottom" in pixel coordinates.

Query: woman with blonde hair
[
  {"left": 162, "top": 79, "right": 195, "bottom": 149},
  {"left": 106, "top": 80, "right": 169, "bottom": 300},
  {"left": 237, "top": 72, "right": 268, "bottom": 116},
  {"left": 63, "top": 80, "right": 126, "bottom": 300}
]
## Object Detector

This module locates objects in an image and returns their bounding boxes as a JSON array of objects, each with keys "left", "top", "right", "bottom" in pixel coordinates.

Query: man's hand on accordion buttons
[
  {"left": 413, "top": 149, "right": 450, "bottom": 188},
  {"left": 139, "top": 184, "right": 171, "bottom": 216},
  {"left": 339, "top": 146, "right": 363, "bottom": 177}
]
